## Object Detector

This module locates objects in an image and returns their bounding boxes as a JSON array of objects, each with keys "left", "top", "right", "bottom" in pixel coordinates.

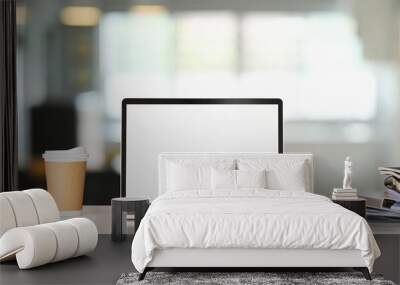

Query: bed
[{"left": 131, "top": 153, "right": 380, "bottom": 280}]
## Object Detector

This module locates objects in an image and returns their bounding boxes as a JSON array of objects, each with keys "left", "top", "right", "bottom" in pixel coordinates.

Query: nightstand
[
  {"left": 111, "top": 197, "right": 150, "bottom": 242},
  {"left": 332, "top": 198, "right": 366, "bottom": 217}
]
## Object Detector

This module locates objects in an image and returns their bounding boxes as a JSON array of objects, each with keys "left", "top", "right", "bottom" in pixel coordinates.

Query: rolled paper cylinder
[
  {"left": 1, "top": 192, "right": 39, "bottom": 227},
  {"left": 43, "top": 221, "right": 79, "bottom": 262},
  {"left": 65, "top": 218, "right": 98, "bottom": 257},
  {"left": 24, "top": 189, "right": 60, "bottom": 224},
  {"left": 0, "top": 218, "right": 98, "bottom": 269},
  {"left": 0, "top": 226, "right": 57, "bottom": 269},
  {"left": 0, "top": 196, "right": 17, "bottom": 237}
]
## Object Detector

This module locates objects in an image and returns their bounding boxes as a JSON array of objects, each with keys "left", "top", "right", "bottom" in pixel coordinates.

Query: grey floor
[
  {"left": 1, "top": 234, "right": 398, "bottom": 284},
  {"left": 0, "top": 235, "right": 133, "bottom": 285}
]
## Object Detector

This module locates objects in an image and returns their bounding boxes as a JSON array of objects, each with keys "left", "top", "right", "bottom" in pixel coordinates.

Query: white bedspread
[{"left": 131, "top": 189, "right": 380, "bottom": 272}]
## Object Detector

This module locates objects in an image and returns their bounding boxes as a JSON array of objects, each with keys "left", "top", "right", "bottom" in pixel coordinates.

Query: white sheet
[{"left": 131, "top": 189, "right": 380, "bottom": 273}]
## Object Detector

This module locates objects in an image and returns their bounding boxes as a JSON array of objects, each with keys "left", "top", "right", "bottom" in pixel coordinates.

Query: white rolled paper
[
  {"left": 43, "top": 222, "right": 79, "bottom": 262},
  {"left": 0, "top": 189, "right": 98, "bottom": 269},
  {"left": 0, "top": 218, "right": 98, "bottom": 269},
  {"left": 24, "top": 189, "right": 60, "bottom": 224},
  {"left": 1, "top": 192, "right": 39, "bottom": 227},
  {"left": 0, "top": 196, "right": 17, "bottom": 237},
  {"left": 0, "top": 226, "right": 57, "bottom": 269},
  {"left": 65, "top": 218, "right": 98, "bottom": 257}
]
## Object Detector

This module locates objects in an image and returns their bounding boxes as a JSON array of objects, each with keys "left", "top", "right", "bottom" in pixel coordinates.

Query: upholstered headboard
[{"left": 158, "top": 152, "right": 314, "bottom": 195}]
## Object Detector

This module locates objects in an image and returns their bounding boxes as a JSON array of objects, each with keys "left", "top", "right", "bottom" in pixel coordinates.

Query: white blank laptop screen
[{"left": 124, "top": 102, "right": 281, "bottom": 199}]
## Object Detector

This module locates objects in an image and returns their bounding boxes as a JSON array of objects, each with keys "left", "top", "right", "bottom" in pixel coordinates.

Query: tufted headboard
[{"left": 158, "top": 152, "right": 314, "bottom": 195}]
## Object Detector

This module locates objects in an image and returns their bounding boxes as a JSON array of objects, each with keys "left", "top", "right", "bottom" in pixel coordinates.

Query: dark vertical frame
[
  {"left": 121, "top": 98, "right": 283, "bottom": 197},
  {"left": 121, "top": 99, "right": 127, "bottom": 197},
  {"left": 0, "top": 0, "right": 18, "bottom": 192}
]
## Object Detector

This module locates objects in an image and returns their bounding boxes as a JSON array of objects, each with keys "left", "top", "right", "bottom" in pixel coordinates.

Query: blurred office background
[{"left": 16, "top": 0, "right": 400, "bottom": 203}]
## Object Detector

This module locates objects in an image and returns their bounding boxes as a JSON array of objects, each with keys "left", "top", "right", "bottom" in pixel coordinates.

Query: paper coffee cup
[{"left": 43, "top": 147, "right": 89, "bottom": 211}]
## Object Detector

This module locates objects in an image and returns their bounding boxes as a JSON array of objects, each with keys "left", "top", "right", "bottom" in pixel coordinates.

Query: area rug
[{"left": 116, "top": 272, "right": 395, "bottom": 285}]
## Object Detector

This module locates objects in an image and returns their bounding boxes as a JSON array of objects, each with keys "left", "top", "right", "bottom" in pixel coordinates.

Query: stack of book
[
  {"left": 384, "top": 187, "right": 400, "bottom": 212},
  {"left": 332, "top": 188, "right": 358, "bottom": 200},
  {"left": 379, "top": 166, "right": 400, "bottom": 192},
  {"left": 362, "top": 166, "right": 400, "bottom": 220}
]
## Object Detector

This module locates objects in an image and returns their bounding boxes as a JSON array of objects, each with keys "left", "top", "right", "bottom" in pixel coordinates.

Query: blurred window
[
  {"left": 174, "top": 12, "right": 238, "bottom": 98},
  {"left": 175, "top": 13, "right": 237, "bottom": 71},
  {"left": 100, "top": 11, "right": 377, "bottom": 121},
  {"left": 100, "top": 11, "right": 173, "bottom": 119},
  {"left": 241, "top": 13, "right": 376, "bottom": 120}
]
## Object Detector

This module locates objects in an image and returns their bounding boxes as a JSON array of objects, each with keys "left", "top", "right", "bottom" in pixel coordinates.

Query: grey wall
[{"left": 286, "top": 142, "right": 385, "bottom": 197}]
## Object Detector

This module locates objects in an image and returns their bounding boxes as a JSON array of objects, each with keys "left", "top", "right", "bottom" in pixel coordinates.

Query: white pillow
[
  {"left": 237, "top": 159, "right": 307, "bottom": 191},
  {"left": 211, "top": 168, "right": 236, "bottom": 190},
  {"left": 237, "top": 169, "right": 267, "bottom": 189},
  {"left": 267, "top": 161, "right": 306, "bottom": 191},
  {"left": 211, "top": 168, "right": 268, "bottom": 189},
  {"left": 167, "top": 162, "right": 211, "bottom": 191}
]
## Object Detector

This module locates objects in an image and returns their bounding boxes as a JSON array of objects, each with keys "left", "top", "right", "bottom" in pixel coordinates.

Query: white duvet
[{"left": 131, "top": 189, "right": 380, "bottom": 272}]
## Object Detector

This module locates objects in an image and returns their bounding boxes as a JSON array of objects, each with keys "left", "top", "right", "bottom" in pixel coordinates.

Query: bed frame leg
[
  {"left": 354, "top": 267, "right": 371, "bottom": 280},
  {"left": 138, "top": 268, "right": 148, "bottom": 281}
]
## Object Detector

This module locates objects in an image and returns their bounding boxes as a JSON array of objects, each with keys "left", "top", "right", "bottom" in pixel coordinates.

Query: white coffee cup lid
[{"left": 43, "top": 147, "right": 89, "bottom": 162}]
